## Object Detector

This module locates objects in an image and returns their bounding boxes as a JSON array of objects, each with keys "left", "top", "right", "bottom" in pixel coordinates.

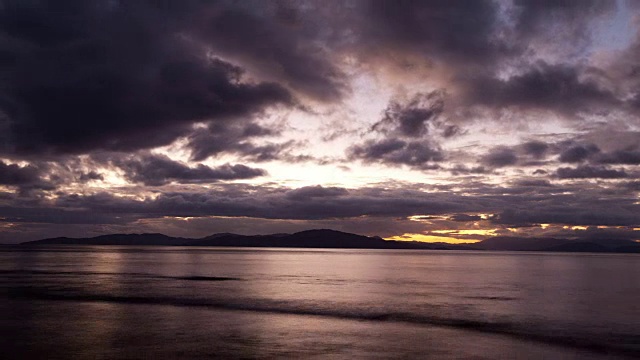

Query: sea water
[{"left": 1, "top": 246, "right": 639, "bottom": 359}]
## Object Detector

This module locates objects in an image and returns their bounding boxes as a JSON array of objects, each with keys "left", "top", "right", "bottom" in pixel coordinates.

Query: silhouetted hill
[
  {"left": 24, "top": 229, "right": 459, "bottom": 250},
  {"left": 200, "top": 232, "right": 239, "bottom": 239},
  {"left": 191, "top": 229, "right": 443, "bottom": 249},
  {"left": 22, "top": 230, "right": 640, "bottom": 253},
  {"left": 25, "top": 233, "right": 192, "bottom": 246}
]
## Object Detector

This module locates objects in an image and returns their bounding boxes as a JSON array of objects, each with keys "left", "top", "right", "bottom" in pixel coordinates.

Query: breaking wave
[{"left": 5, "top": 285, "right": 639, "bottom": 358}]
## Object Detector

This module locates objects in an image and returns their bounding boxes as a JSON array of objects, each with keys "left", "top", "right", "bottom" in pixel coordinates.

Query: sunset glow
[
  {"left": 386, "top": 233, "right": 481, "bottom": 244},
  {"left": 0, "top": 0, "right": 638, "bottom": 246}
]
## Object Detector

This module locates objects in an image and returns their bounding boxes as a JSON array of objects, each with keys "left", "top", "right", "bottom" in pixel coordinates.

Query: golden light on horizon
[
  {"left": 431, "top": 229, "right": 498, "bottom": 236},
  {"left": 386, "top": 233, "right": 480, "bottom": 244}
]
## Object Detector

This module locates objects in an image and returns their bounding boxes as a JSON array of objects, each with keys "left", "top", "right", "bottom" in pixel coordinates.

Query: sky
[{"left": 0, "top": 0, "right": 639, "bottom": 244}]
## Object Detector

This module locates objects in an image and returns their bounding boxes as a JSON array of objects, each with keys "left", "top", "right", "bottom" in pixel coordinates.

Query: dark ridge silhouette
[
  {"left": 24, "top": 229, "right": 459, "bottom": 250},
  {"left": 191, "top": 229, "right": 392, "bottom": 248},
  {"left": 199, "top": 232, "right": 239, "bottom": 239},
  {"left": 21, "top": 230, "right": 640, "bottom": 253},
  {"left": 26, "top": 233, "right": 193, "bottom": 246}
]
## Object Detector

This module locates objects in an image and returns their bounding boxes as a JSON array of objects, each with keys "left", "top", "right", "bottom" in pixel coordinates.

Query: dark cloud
[
  {"left": 193, "top": 1, "right": 348, "bottom": 102},
  {"left": 466, "top": 62, "right": 618, "bottom": 115},
  {"left": 513, "top": 0, "right": 615, "bottom": 49},
  {"left": 348, "top": 139, "right": 443, "bottom": 168},
  {"left": 441, "top": 124, "right": 462, "bottom": 138},
  {"left": 187, "top": 122, "right": 298, "bottom": 162},
  {"left": 0, "top": 203, "right": 137, "bottom": 226},
  {"left": 0, "top": 161, "right": 52, "bottom": 193},
  {"left": 480, "top": 137, "right": 640, "bottom": 176},
  {"left": 558, "top": 144, "right": 600, "bottom": 163},
  {"left": 0, "top": 1, "right": 624, "bottom": 162},
  {"left": 350, "top": 91, "right": 447, "bottom": 169},
  {"left": 355, "top": 0, "right": 614, "bottom": 69},
  {"left": 481, "top": 147, "right": 518, "bottom": 168},
  {"left": 361, "top": 0, "right": 503, "bottom": 65},
  {"left": 355, "top": 0, "right": 619, "bottom": 121},
  {"left": 44, "top": 186, "right": 469, "bottom": 222},
  {"left": 112, "top": 154, "right": 266, "bottom": 186},
  {"left": 596, "top": 149, "right": 640, "bottom": 165},
  {"left": 78, "top": 171, "right": 104, "bottom": 182},
  {"left": 447, "top": 214, "right": 482, "bottom": 222},
  {"left": 521, "top": 141, "right": 549, "bottom": 159},
  {"left": 0, "top": 1, "right": 638, "bottom": 244},
  {"left": 555, "top": 165, "right": 629, "bottom": 179},
  {"left": 0, "top": 1, "right": 296, "bottom": 157},
  {"left": 2, "top": 174, "right": 639, "bottom": 242},
  {"left": 573, "top": 226, "right": 640, "bottom": 243},
  {"left": 621, "top": 181, "right": 640, "bottom": 191},
  {"left": 2, "top": 180, "right": 636, "bottom": 231},
  {"left": 513, "top": 179, "right": 554, "bottom": 188},
  {"left": 286, "top": 186, "right": 349, "bottom": 201},
  {"left": 491, "top": 204, "right": 640, "bottom": 228},
  {"left": 449, "top": 165, "right": 489, "bottom": 175},
  {"left": 371, "top": 91, "right": 445, "bottom": 138}
]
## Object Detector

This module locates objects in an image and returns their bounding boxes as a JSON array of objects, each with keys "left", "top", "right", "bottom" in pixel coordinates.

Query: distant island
[{"left": 20, "top": 229, "right": 640, "bottom": 253}]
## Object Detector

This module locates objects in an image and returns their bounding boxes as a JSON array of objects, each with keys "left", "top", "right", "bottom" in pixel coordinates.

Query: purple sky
[{"left": 0, "top": 0, "right": 639, "bottom": 244}]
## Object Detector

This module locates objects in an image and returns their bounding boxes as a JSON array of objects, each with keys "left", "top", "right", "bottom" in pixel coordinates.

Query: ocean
[{"left": 1, "top": 246, "right": 639, "bottom": 359}]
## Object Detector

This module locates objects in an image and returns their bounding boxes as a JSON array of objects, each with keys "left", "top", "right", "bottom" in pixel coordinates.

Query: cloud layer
[{"left": 0, "top": 1, "right": 638, "bottom": 244}]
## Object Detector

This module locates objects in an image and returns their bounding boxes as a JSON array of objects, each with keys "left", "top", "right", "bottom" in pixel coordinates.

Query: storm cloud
[
  {"left": 466, "top": 63, "right": 619, "bottom": 115},
  {"left": 0, "top": 1, "right": 295, "bottom": 157},
  {"left": 348, "top": 91, "right": 447, "bottom": 168},
  {"left": 0, "top": 1, "right": 639, "bottom": 245},
  {"left": 555, "top": 165, "right": 629, "bottom": 179},
  {"left": 0, "top": 161, "right": 51, "bottom": 192},
  {"left": 348, "top": 139, "right": 443, "bottom": 168},
  {"left": 112, "top": 154, "right": 266, "bottom": 186},
  {"left": 371, "top": 91, "right": 445, "bottom": 138}
]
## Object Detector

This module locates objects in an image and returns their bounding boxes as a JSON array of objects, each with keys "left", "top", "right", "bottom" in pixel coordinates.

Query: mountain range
[{"left": 20, "top": 229, "right": 640, "bottom": 253}]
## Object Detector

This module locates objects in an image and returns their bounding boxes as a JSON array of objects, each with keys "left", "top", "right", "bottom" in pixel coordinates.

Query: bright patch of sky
[{"left": 592, "top": 0, "right": 635, "bottom": 52}]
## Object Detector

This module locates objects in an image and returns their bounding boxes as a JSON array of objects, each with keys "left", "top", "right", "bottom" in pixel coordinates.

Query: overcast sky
[{"left": 0, "top": 0, "right": 639, "bottom": 244}]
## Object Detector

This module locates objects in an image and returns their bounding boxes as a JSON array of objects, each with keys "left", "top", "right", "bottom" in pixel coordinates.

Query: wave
[
  {"left": 4, "top": 286, "right": 639, "bottom": 358},
  {"left": 0, "top": 269, "right": 240, "bottom": 282}
]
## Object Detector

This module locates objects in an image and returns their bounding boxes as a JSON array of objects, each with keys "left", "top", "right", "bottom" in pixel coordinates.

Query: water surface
[{"left": 1, "top": 246, "right": 639, "bottom": 358}]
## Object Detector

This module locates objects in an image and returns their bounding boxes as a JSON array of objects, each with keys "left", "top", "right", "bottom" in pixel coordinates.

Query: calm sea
[{"left": 1, "top": 246, "right": 639, "bottom": 359}]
